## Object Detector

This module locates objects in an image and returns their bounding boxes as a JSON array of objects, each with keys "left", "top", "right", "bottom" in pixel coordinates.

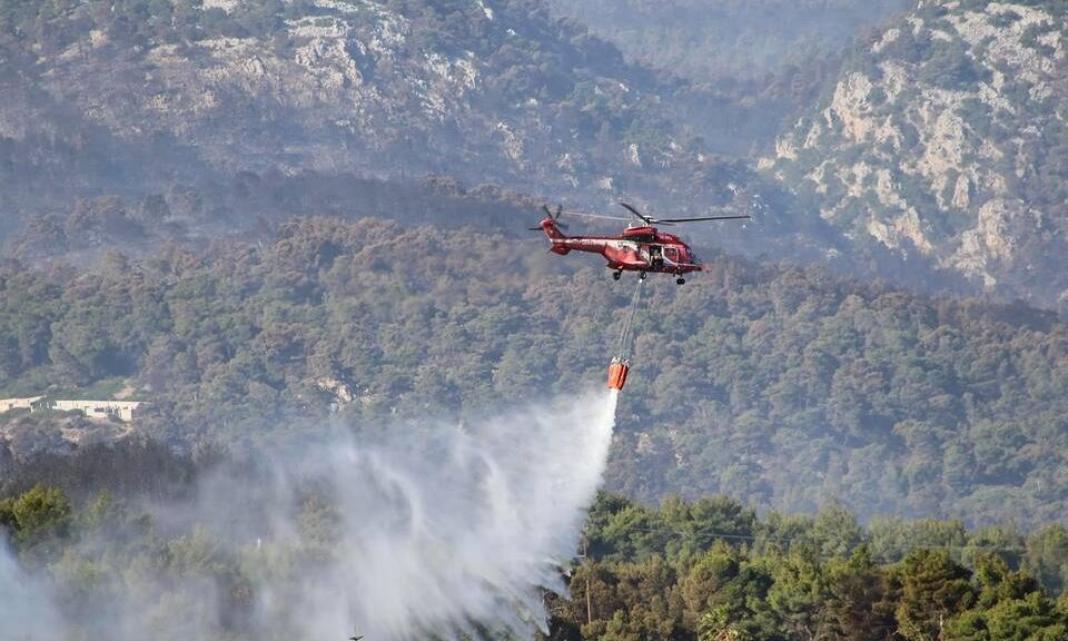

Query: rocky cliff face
[{"left": 763, "top": 0, "right": 1068, "bottom": 308}]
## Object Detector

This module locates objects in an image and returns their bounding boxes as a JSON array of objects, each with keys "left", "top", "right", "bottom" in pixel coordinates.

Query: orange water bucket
[{"left": 607, "top": 360, "right": 630, "bottom": 390}]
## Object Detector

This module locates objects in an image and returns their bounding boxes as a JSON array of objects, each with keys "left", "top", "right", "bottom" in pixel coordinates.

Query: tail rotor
[{"left": 529, "top": 204, "right": 569, "bottom": 231}]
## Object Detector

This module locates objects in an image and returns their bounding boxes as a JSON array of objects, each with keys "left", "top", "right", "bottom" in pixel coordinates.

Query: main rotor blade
[
  {"left": 563, "top": 211, "right": 631, "bottom": 221},
  {"left": 655, "top": 215, "right": 752, "bottom": 223},
  {"left": 619, "top": 202, "right": 653, "bottom": 224}
]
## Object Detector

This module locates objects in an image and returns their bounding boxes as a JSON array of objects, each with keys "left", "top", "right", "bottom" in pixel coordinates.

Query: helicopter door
[
  {"left": 662, "top": 246, "right": 679, "bottom": 265},
  {"left": 647, "top": 244, "right": 663, "bottom": 268}
]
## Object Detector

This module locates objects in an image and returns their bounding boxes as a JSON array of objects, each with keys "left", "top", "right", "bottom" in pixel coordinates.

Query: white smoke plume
[
  {"left": 0, "top": 389, "right": 618, "bottom": 641},
  {"left": 0, "top": 539, "right": 63, "bottom": 639}
]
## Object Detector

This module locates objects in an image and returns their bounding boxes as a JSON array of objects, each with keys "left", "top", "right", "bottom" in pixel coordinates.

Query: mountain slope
[
  {"left": 763, "top": 0, "right": 1068, "bottom": 309},
  {"left": 0, "top": 0, "right": 857, "bottom": 285},
  {"left": 548, "top": 0, "right": 908, "bottom": 82},
  {"left": 546, "top": 0, "right": 914, "bottom": 158},
  {"left": 3, "top": 0, "right": 1065, "bottom": 308},
  {"left": 0, "top": 0, "right": 752, "bottom": 218}
]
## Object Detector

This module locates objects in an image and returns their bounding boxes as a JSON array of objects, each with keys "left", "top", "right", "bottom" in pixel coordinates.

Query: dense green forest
[
  {"left": 0, "top": 217, "right": 1065, "bottom": 526},
  {"left": 3, "top": 458, "right": 1068, "bottom": 641},
  {"left": 558, "top": 493, "right": 1068, "bottom": 641}
]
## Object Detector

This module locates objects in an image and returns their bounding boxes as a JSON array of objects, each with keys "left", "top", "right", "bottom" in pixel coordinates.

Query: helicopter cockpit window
[{"left": 663, "top": 247, "right": 679, "bottom": 263}]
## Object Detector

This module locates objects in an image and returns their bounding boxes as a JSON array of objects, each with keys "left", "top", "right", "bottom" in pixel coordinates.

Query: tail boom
[{"left": 540, "top": 218, "right": 572, "bottom": 254}]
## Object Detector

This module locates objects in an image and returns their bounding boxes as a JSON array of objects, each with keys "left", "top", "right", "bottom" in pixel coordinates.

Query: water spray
[{"left": 0, "top": 390, "right": 620, "bottom": 641}]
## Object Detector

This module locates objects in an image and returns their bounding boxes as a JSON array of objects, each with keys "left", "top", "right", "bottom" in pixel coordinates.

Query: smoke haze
[
  {"left": 0, "top": 539, "right": 62, "bottom": 639},
  {"left": 0, "top": 390, "right": 618, "bottom": 641}
]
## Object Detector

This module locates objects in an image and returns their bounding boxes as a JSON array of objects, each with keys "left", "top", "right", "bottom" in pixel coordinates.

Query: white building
[
  {"left": 0, "top": 397, "right": 46, "bottom": 413},
  {"left": 50, "top": 400, "right": 143, "bottom": 423},
  {"left": 0, "top": 397, "right": 143, "bottom": 423}
]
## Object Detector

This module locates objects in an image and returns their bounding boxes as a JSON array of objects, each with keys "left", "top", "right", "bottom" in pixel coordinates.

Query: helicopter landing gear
[
  {"left": 612, "top": 270, "right": 622, "bottom": 281},
  {"left": 639, "top": 271, "right": 647, "bottom": 280},
  {"left": 676, "top": 277, "right": 686, "bottom": 285}
]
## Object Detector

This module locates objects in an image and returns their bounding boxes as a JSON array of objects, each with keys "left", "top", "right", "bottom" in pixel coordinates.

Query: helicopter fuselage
[{"left": 539, "top": 218, "right": 701, "bottom": 276}]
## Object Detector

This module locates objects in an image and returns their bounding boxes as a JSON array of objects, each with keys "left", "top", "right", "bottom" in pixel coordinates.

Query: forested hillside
[
  {"left": 3, "top": 171, "right": 547, "bottom": 263},
  {"left": 1, "top": 217, "right": 1065, "bottom": 526}
]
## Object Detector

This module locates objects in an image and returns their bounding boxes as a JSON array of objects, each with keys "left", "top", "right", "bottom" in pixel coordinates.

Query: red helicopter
[{"left": 532, "top": 203, "right": 749, "bottom": 284}]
